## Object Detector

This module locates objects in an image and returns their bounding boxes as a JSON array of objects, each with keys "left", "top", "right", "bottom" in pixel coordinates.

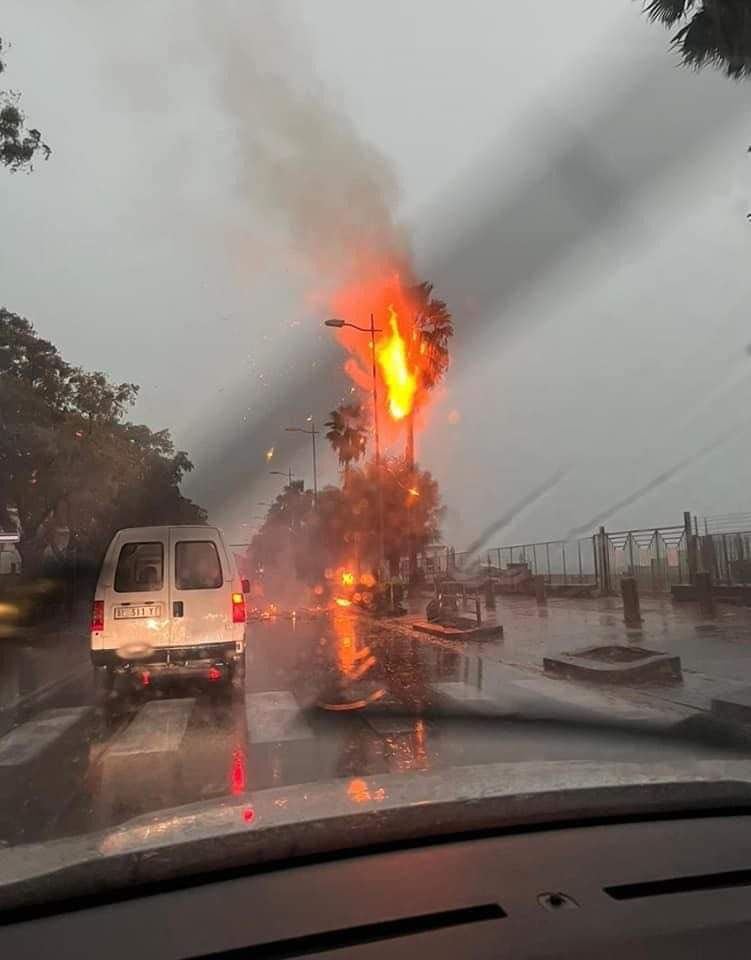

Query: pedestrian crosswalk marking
[
  {"left": 432, "top": 681, "right": 496, "bottom": 706},
  {"left": 104, "top": 698, "right": 194, "bottom": 757},
  {"left": 246, "top": 690, "right": 315, "bottom": 744},
  {"left": 0, "top": 707, "right": 93, "bottom": 768}
]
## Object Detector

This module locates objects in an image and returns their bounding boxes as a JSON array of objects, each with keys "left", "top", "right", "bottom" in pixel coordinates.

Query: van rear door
[
  {"left": 108, "top": 533, "right": 171, "bottom": 655},
  {"left": 169, "top": 530, "right": 231, "bottom": 651}
]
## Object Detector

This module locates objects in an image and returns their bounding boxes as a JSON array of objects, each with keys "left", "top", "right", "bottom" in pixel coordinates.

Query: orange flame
[
  {"left": 376, "top": 305, "right": 418, "bottom": 421},
  {"left": 329, "top": 272, "right": 428, "bottom": 444}
]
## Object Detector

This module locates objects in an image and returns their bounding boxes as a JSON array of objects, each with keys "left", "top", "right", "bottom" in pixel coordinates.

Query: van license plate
[{"left": 114, "top": 605, "right": 162, "bottom": 619}]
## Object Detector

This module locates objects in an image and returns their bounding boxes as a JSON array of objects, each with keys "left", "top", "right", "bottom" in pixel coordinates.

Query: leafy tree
[
  {"left": 0, "top": 307, "right": 205, "bottom": 573},
  {"left": 325, "top": 402, "right": 368, "bottom": 477},
  {"left": 343, "top": 458, "right": 444, "bottom": 575},
  {"left": 644, "top": 1, "right": 751, "bottom": 79},
  {"left": 248, "top": 459, "right": 444, "bottom": 590},
  {"left": 0, "top": 38, "right": 51, "bottom": 171}
]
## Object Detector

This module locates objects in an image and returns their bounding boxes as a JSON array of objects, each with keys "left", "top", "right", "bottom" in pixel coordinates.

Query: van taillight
[
  {"left": 232, "top": 591, "right": 246, "bottom": 624},
  {"left": 91, "top": 600, "right": 104, "bottom": 632}
]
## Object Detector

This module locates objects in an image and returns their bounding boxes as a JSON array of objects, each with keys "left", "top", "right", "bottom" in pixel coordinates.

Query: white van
[{"left": 90, "top": 525, "right": 247, "bottom": 691}]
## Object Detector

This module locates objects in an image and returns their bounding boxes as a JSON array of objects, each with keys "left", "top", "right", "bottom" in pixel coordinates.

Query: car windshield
[{"left": 2, "top": 0, "right": 751, "bottom": 895}]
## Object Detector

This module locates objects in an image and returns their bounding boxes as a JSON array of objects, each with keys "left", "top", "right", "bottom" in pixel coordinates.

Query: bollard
[
  {"left": 695, "top": 571, "right": 715, "bottom": 618},
  {"left": 621, "top": 577, "right": 643, "bottom": 626},
  {"left": 475, "top": 595, "right": 482, "bottom": 625},
  {"left": 534, "top": 575, "right": 546, "bottom": 605},
  {"left": 484, "top": 579, "right": 496, "bottom": 611}
]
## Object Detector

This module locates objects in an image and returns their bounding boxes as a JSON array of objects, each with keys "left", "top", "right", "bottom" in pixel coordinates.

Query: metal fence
[
  {"left": 484, "top": 538, "right": 597, "bottom": 586},
  {"left": 702, "top": 513, "right": 751, "bottom": 535},
  {"left": 601, "top": 525, "right": 688, "bottom": 594},
  {"left": 701, "top": 530, "right": 751, "bottom": 586},
  {"left": 418, "top": 511, "right": 751, "bottom": 595},
  {"left": 424, "top": 514, "right": 699, "bottom": 595}
]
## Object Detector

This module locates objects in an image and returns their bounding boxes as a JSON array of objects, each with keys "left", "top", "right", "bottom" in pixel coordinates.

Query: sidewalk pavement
[{"left": 377, "top": 591, "right": 751, "bottom": 716}]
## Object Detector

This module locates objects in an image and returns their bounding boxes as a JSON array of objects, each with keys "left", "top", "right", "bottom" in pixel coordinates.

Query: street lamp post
[
  {"left": 324, "top": 315, "right": 386, "bottom": 580},
  {"left": 285, "top": 421, "right": 319, "bottom": 507},
  {"left": 270, "top": 468, "right": 294, "bottom": 486}
]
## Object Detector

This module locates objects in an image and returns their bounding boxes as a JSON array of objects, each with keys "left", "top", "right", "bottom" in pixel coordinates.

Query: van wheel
[
  {"left": 93, "top": 666, "right": 114, "bottom": 695},
  {"left": 230, "top": 653, "right": 246, "bottom": 690}
]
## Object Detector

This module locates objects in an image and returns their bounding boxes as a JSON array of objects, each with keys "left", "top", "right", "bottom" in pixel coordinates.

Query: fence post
[
  {"left": 621, "top": 576, "right": 643, "bottom": 626},
  {"left": 484, "top": 578, "right": 496, "bottom": 611},
  {"left": 534, "top": 574, "right": 546, "bottom": 605},
  {"left": 599, "top": 526, "right": 612, "bottom": 595},
  {"left": 685, "top": 511, "right": 698, "bottom": 585},
  {"left": 593, "top": 534, "right": 599, "bottom": 589},
  {"left": 545, "top": 543, "right": 551, "bottom": 583},
  {"left": 578, "top": 540, "right": 583, "bottom": 582},
  {"left": 562, "top": 544, "right": 567, "bottom": 584},
  {"left": 695, "top": 571, "right": 715, "bottom": 618}
]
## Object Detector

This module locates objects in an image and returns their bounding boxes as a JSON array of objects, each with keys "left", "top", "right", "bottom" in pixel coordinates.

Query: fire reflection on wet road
[{"left": 0, "top": 609, "right": 740, "bottom": 847}]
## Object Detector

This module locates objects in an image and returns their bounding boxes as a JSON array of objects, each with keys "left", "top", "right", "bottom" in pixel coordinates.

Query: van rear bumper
[{"left": 91, "top": 642, "right": 239, "bottom": 668}]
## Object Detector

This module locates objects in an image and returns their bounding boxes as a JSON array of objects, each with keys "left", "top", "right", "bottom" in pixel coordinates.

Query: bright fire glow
[
  {"left": 341, "top": 570, "right": 355, "bottom": 586},
  {"left": 335, "top": 597, "right": 352, "bottom": 607},
  {"left": 376, "top": 305, "right": 418, "bottom": 421}
]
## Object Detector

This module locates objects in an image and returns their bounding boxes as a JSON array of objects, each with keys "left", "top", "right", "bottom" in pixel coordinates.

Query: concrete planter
[{"left": 544, "top": 645, "right": 682, "bottom": 685}]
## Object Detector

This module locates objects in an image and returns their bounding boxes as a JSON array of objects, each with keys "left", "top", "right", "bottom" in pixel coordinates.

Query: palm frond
[
  {"left": 674, "top": 3, "right": 751, "bottom": 79},
  {"left": 644, "top": 0, "right": 695, "bottom": 26}
]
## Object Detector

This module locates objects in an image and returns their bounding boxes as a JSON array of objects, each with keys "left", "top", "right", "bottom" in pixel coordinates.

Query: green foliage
[
  {"left": 249, "top": 458, "right": 443, "bottom": 582},
  {"left": 0, "top": 307, "right": 205, "bottom": 570},
  {"left": 0, "top": 38, "right": 51, "bottom": 171},
  {"left": 644, "top": 0, "right": 751, "bottom": 79},
  {"left": 342, "top": 457, "right": 444, "bottom": 572}
]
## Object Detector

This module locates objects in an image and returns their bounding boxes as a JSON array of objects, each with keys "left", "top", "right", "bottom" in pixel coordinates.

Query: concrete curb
[{"left": 543, "top": 646, "right": 682, "bottom": 685}]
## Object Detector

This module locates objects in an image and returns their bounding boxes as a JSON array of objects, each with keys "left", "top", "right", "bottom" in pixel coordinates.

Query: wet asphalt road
[{"left": 1, "top": 609, "right": 748, "bottom": 848}]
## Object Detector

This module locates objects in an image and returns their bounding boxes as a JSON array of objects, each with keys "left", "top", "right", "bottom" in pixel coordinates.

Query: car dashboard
[{"left": 4, "top": 811, "right": 751, "bottom": 958}]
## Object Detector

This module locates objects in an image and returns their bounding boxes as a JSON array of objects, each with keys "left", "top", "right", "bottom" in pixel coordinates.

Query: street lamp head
[{"left": 325, "top": 318, "right": 345, "bottom": 328}]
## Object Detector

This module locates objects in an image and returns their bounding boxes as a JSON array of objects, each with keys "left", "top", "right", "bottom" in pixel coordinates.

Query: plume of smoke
[
  {"left": 198, "top": 1, "right": 410, "bottom": 290},
  {"left": 462, "top": 470, "right": 567, "bottom": 562}
]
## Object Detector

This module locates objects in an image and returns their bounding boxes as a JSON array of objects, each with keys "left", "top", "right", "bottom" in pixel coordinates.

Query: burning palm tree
[{"left": 409, "top": 280, "right": 454, "bottom": 394}]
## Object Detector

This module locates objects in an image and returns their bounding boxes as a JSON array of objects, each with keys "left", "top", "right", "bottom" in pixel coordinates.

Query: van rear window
[
  {"left": 114, "top": 542, "right": 164, "bottom": 593},
  {"left": 175, "top": 541, "right": 223, "bottom": 590}
]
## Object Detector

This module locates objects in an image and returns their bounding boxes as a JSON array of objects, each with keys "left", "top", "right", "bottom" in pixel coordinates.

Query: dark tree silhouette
[
  {"left": 0, "top": 38, "right": 51, "bottom": 171},
  {"left": 644, "top": 1, "right": 751, "bottom": 79},
  {"left": 325, "top": 402, "right": 368, "bottom": 477}
]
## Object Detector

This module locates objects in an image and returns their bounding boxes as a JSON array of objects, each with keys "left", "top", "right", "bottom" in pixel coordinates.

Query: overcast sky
[{"left": 2, "top": 1, "right": 750, "bottom": 551}]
